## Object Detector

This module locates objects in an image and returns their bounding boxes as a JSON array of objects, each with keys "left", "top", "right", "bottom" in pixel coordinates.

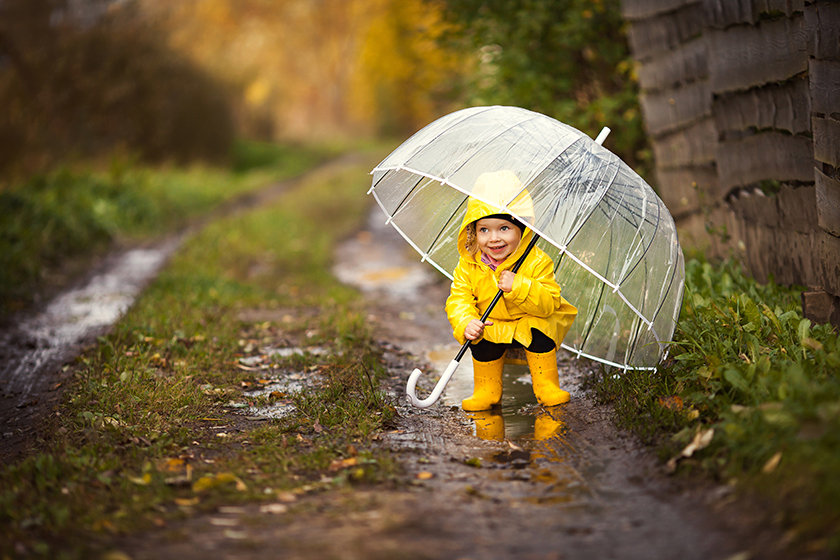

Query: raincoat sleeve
[
  {"left": 505, "top": 253, "right": 562, "bottom": 318},
  {"left": 445, "top": 258, "right": 481, "bottom": 345}
]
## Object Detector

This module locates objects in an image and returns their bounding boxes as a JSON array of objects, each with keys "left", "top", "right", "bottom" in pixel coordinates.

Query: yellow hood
[{"left": 457, "top": 170, "right": 536, "bottom": 265}]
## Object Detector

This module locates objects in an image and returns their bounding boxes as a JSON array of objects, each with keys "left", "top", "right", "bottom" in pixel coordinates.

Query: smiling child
[{"left": 445, "top": 170, "right": 577, "bottom": 411}]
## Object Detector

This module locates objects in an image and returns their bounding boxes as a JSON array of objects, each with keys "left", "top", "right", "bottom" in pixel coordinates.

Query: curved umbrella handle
[{"left": 405, "top": 360, "right": 461, "bottom": 408}]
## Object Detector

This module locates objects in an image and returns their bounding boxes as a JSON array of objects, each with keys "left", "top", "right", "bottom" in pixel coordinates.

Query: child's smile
[{"left": 475, "top": 217, "right": 522, "bottom": 262}]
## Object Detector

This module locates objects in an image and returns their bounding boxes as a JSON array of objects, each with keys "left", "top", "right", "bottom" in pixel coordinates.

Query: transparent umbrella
[{"left": 368, "top": 106, "right": 685, "bottom": 407}]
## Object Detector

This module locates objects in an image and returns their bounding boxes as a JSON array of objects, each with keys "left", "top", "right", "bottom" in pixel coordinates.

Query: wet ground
[
  {"left": 0, "top": 240, "right": 184, "bottom": 462},
  {"left": 0, "top": 159, "right": 804, "bottom": 559}
]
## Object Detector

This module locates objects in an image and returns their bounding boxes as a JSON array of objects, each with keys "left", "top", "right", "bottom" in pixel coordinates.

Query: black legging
[{"left": 470, "top": 328, "right": 555, "bottom": 362}]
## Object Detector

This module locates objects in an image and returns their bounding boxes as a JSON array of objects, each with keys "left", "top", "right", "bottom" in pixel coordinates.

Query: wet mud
[
  {"left": 120, "top": 206, "right": 793, "bottom": 560},
  {"left": 0, "top": 240, "right": 183, "bottom": 462},
  {"left": 1, "top": 160, "right": 805, "bottom": 559}
]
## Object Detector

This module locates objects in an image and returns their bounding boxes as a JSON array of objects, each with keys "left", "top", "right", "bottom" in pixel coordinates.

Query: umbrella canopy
[{"left": 369, "top": 106, "right": 684, "bottom": 370}]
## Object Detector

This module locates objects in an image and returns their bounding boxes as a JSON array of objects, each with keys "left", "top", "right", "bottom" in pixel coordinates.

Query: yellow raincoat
[{"left": 445, "top": 170, "right": 577, "bottom": 349}]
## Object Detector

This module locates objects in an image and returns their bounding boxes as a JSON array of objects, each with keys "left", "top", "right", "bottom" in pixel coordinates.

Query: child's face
[{"left": 475, "top": 217, "right": 521, "bottom": 261}]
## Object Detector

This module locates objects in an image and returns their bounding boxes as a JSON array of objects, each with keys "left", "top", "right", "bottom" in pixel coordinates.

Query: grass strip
[
  {"left": 591, "top": 257, "right": 840, "bottom": 554},
  {"left": 0, "top": 145, "right": 400, "bottom": 559},
  {"left": 0, "top": 139, "right": 339, "bottom": 316}
]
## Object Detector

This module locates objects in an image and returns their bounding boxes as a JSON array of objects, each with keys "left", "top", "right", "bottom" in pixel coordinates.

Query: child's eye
[
  {"left": 501, "top": 226, "right": 509, "bottom": 231},
  {"left": 478, "top": 227, "right": 487, "bottom": 233}
]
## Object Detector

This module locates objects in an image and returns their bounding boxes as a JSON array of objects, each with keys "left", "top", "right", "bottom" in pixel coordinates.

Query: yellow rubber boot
[
  {"left": 462, "top": 355, "right": 505, "bottom": 411},
  {"left": 471, "top": 409, "right": 505, "bottom": 441},
  {"left": 526, "top": 349, "right": 570, "bottom": 406}
]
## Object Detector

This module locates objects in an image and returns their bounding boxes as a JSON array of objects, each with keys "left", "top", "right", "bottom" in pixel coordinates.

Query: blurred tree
[
  {"left": 142, "top": 0, "right": 467, "bottom": 141},
  {"left": 432, "top": 0, "right": 649, "bottom": 175},
  {"left": 0, "top": 0, "right": 234, "bottom": 176},
  {"left": 350, "top": 0, "right": 468, "bottom": 136}
]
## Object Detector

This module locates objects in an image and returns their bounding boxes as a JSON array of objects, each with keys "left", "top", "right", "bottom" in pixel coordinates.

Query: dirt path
[
  {"left": 0, "top": 154, "right": 364, "bottom": 464},
  {"left": 116, "top": 208, "right": 784, "bottom": 560},
  {"left": 1, "top": 156, "right": 791, "bottom": 559}
]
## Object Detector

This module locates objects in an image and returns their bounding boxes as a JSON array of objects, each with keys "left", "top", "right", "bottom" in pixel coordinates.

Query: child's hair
[{"left": 464, "top": 222, "right": 478, "bottom": 254}]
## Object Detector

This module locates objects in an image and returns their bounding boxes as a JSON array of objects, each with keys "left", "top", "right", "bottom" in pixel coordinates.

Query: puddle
[
  {"left": 333, "top": 212, "right": 435, "bottom": 301},
  {"left": 234, "top": 347, "right": 330, "bottom": 419},
  {"left": 336, "top": 208, "right": 586, "bottom": 444},
  {"left": 0, "top": 240, "right": 182, "bottom": 407}
]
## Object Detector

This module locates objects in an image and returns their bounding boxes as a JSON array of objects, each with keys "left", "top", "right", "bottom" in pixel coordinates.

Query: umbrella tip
[{"left": 595, "top": 127, "right": 611, "bottom": 146}]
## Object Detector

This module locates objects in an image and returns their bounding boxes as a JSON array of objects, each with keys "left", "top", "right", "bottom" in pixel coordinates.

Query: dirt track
[
  {"left": 118, "top": 207, "right": 785, "bottom": 560},
  {"left": 1, "top": 158, "right": 809, "bottom": 559}
]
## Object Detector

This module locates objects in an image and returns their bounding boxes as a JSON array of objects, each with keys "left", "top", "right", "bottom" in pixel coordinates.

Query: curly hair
[{"left": 464, "top": 222, "right": 478, "bottom": 254}]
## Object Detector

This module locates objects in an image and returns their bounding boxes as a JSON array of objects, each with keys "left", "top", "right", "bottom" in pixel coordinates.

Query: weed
[{"left": 592, "top": 257, "right": 840, "bottom": 550}]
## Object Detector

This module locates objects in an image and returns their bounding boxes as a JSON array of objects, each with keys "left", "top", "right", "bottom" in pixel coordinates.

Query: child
[{"left": 445, "top": 170, "right": 577, "bottom": 411}]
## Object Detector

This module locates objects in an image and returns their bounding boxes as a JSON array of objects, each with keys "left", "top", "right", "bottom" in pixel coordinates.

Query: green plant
[
  {"left": 434, "top": 0, "right": 650, "bottom": 176},
  {"left": 592, "top": 257, "right": 840, "bottom": 551}
]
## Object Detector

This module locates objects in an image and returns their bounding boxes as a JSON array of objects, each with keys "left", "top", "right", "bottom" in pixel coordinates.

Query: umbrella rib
[
  {"left": 560, "top": 343, "right": 656, "bottom": 371},
  {"left": 422, "top": 195, "right": 469, "bottom": 259},
  {"left": 383, "top": 174, "right": 427, "bottom": 225},
  {"left": 389, "top": 220, "right": 456, "bottom": 281},
  {"left": 561, "top": 151, "right": 622, "bottom": 248}
]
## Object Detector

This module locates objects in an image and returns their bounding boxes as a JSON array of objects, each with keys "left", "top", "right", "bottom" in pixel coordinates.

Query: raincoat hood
[{"left": 457, "top": 170, "right": 536, "bottom": 267}]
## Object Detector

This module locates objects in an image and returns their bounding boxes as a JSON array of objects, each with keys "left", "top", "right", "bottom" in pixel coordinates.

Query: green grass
[
  {"left": 592, "top": 257, "right": 840, "bottom": 553},
  {"left": 0, "top": 143, "right": 401, "bottom": 558},
  {"left": 0, "top": 139, "right": 339, "bottom": 316}
]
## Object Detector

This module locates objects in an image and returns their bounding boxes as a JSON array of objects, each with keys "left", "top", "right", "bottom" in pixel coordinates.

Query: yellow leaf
[
  {"left": 175, "top": 497, "right": 200, "bottom": 507},
  {"left": 129, "top": 473, "right": 152, "bottom": 486},
  {"left": 191, "top": 472, "right": 245, "bottom": 493},
  {"left": 159, "top": 458, "right": 186, "bottom": 472},
  {"left": 416, "top": 471, "right": 434, "bottom": 480},
  {"left": 762, "top": 451, "right": 782, "bottom": 473},
  {"left": 329, "top": 457, "right": 358, "bottom": 471}
]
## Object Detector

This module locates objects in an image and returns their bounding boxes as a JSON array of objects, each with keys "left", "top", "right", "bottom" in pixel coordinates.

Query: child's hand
[
  {"left": 464, "top": 319, "right": 493, "bottom": 341},
  {"left": 498, "top": 271, "right": 515, "bottom": 292}
]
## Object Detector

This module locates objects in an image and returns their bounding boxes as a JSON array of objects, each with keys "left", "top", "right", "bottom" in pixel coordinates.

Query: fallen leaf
[
  {"left": 260, "top": 503, "right": 288, "bottom": 514},
  {"left": 210, "top": 518, "right": 239, "bottom": 527},
  {"left": 657, "top": 395, "right": 683, "bottom": 411},
  {"left": 681, "top": 428, "right": 714, "bottom": 458},
  {"left": 666, "top": 428, "right": 715, "bottom": 473},
  {"left": 275, "top": 491, "right": 297, "bottom": 503},
  {"left": 762, "top": 451, "right": 782, "bottom": 473},
  {"left": 175, "top": 497, "right": 200, "bottom": 507},
  {"left": 416, "top": 471, "right": 434, "bottom": 480},
  {"left": 329, "top": 457, "right": 358, "bottom": 471},
  {"left": 128, "top": 473, "right": 152, "bottom": 486},
  {"left": 192, "top": 472, "right": 247, "bottom": 493},
  {"left": 158, "top": 458, "right": 186, "bottom": 472}
]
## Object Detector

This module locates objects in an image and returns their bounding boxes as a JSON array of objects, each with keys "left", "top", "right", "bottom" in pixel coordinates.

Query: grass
[
  {"left": 0, "top": 142, "right": 401, "bottom": 558},
  {"left": 0, "top": 139, "right": 339, "bottom": 316},
  {"left": 591, "top": 257, "right": 840, "bottom": 553}
]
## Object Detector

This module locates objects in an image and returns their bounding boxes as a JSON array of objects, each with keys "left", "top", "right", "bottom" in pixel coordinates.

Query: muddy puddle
[
  {"left": 0, "top": 240, "right": 183, "bottom": 456},
  {"left": 329, "top": 207, "right": 750, "bottom": 560}
]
